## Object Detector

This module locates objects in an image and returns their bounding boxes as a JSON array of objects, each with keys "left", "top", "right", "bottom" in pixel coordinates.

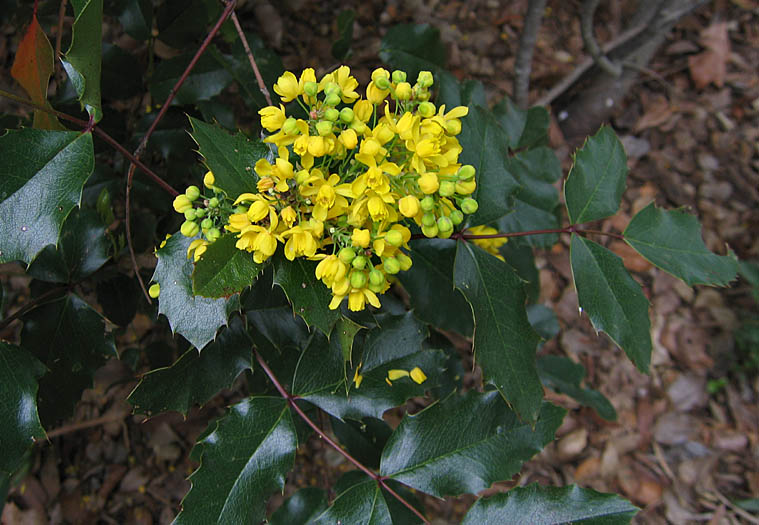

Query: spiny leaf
[
  {"left": 623, "top": 202, "right": 737, "bottom": 286},
  {"left": 192, "top": 233, "right": 264, "bottom": 298},
  {"left": 379, "top": 23, "right": 446, "bottom": 80},
  {"left": 492, "top": 95, "right": 550, "bottom": 150},
  {"left": 537, "top": 355, "right": 617, "bottom": 421},
  {"left": 150, "top": 47, "right": 232, "bottom": 106},
  {"left": 269, "top": 487, "right": 328, "bottom": 525},
  {"left": 62, "top": 0, "right": 103, "bottom": 121}
]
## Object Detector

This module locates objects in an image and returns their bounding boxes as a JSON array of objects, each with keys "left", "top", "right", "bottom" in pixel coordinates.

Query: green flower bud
[
  {"left": 420, "top": 196, "right": 436, "bottom": 212},
  {"left": 304, "top": 81, "right": 318, "bottom": 97},
  {"left": 421, "top": 224, "right": 438, "bottom": 238},
  {"left": 461, "top": 197, "right": 479, "bottom": 215},
  {"left": 438, "top": 227, "right": 453, "bottom": 239},
  {"left": 438, "top": 180, "right": 456, "bottom": 197},
  {"left": 350, "top": 270, "right": 367, "bottom": 289},
  {"left": 369, "top": 281, "right": 385, "bottom": 293},
  {"left": 417, "top": 70, "right": 434, "bottom": 88},
  {"left": 418, "top": 101, "right": 436, "bottom": 118},
  {"left": 416, "top": 89, "right": 431, "bottom": 102},
  {"left": 324, "top": 93, "right": 341, "bottom": 107},
  {"left": 323, "top": 82, "right": 341, "bottom": 97},
  {"left": 449, "top": 209, "right": 464, "bottom": 225},
  {"left": 458, "top": 164, "right": 476, "bottom": 180},
  {"left": 206, "top": 227, "right": 221, "bottom": 242},
  {"left": 397, "top": 253, "right": 413, "bottom": 271},
  {"left": 374, "top": 76, "right": 390, "bottom": 90},
  {"left": 184, "top": 208, "right": 197, "bottom": 221},
  {"left": 316, "top": 120, "right": 333, "bottom": 136},
  {"left": 338, "top": 247, "right": 356, "bottom": 264},
  {"left": 235, "top": 206, "right": 248, "bottom": 214},
  {"left": 437, "top": 216, "right": 453, "bottom": 233},
  {"left": 195, "top": 208, "right": 206, "bottom": 218},
  {"left": 383, "top": 256, "right": 400, "bottom": 275},
  {"left": 201, "top": 218, "right": 213, "bottom": 230},
  {"left": 422, "top": 212, "right": 437, "bottom": 227},
  {"left": 446, "top": 119, "right": 462, "bottom": 135},
  {"left": 173, "top": 194, "right": 193, "bottom": 214},
  {"left": 282, "top": 117, "right": 299, "bottom": 135},
  {"left": 208, "top": 197, "right": 220, "bottom": 208},
  {"left": 185, "top": 185, "right": 201, "bottom": 201},
  {"left": 148, "top": 283, "right": 160, "bottom": 299},
  {"left": 350, "top": 120, "right": 366, "bottom": 134},
  {"left": 392, "top": 70, "right": 407, "bottom": 84},
  {"left": 324, "top": 108, "right": 339, "bottom": 122},
  {"left": 352, "top": 255, "right": 367, "bottom": 270},
  {"left": 180, "top": 220, "right": 200, "bottom": 237},
  {"left": 369, "top": 268, "right": 385, "bottom": 286},
  {"left": 339, "top": 107, "right": 354, "bottom": 123},
  {"left": 395, "top": 82, "right": 412, "bottom": 101},
  {"left": 385, "top": 230, "right": 403, "bottom": 247}
]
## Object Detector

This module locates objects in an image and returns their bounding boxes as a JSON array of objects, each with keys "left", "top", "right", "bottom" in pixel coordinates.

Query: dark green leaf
[
  {"left": 454, "top": 241, "right": 543, "bottom": 422},
  {"left": 62, "top": 0, "right": 103, "bottom": 121},
  {"left": 506, "top": 147, "right": 562, "bottom": 210},
  {"left": 96, "top": 274, "right": 139, "bottom": 326},
  {"left": 359, "top": 312, "right": 428, "bottom": 372},
  {"left": 155, "top": 0, "right": 217, "bottom": 48},
  {"left": 0, "top": 129, "right": 94, "bottom": 265},
  {"left": 270, "top": 487, "right": 328, "bottom": 525},
  {"left": 150, "top": 47, "right": 232, "bottom": 105},
  {"left": 564, "top": 126, "right": 627, "bottom": 224},
  {"left": 129, "top": 316, "right": 252, "bottom": 416},
  {"left": 537, "top": 355, "right": 617, "bottom": 420},
  {"left": 273, "top": 255, "right": 341, "bottom": 335},
  {"left": 175, "top": 397, "right": 296, "bottom": 524},
  {"left": 492, "top": 96, "right": 550, "bottom": 150},
  {"left": 501, "top": 243, "right": 539, "bottom": 304},
  {"left": 332, "top": 9, "right": 355, "bottom": 60},
  {"left": 153, "top": 233, "right": 236, "bottom": 350},
  {"left": 735, "top": 499, "right": 759, "bottom": 513},
  {"left": 379, "top": 23, "right": 446, "bottom": 80},
  {"left": 314, "top": 477, "right": 392, "bottom": 525},
  {"left": 27, "top": 208, "right": 109, "bottom": 283},
  {"left": 398, "top": 239, "right": 473, "bottom": 336},
  {"left": 101, "top": 43, "right": 142, "bottom": 100},
  {"left": 495, "top": 198, "right": 560, "bottom": 249},
  {"left": 527, "top": 304, "right": 560, "bottom": 341},
  {"left": 623, "top": 203, "right": 737, "bottom": 286},
  {"left": 458, "top": 106, "right": 520, "bottom": 226},
  {"left": 0, "top": 342, "right": 46, "bottom": 479},
  {"left": 192, "top": 233, "right": 264, "bottom": 298},
  {"left": 462, "top": 483, "right": 638, "bottom": 524},
  {"left": 380, "top": 391, "right": 565, "bottom": 497},
  {"left": 335, "top": 315, "right": 364, "bottom": 364},
  {"left": 738, "top": 260, "right": 759, "bottom": 302},
  {"left": 188, "top": 117, "right": 268, "bottom": 199},
  {"left": 436, "top": 72, "right": 487, "bottom": 109},
  {"left": 331, "top": 417, "right": 392, "bottom": 470},
  {"left": 570, "top": 235, "right": 651, "bottom": 372},
  {"left": 20, "top": 294, "right": 117, "bottom": 425},
  {"left": 115, "top": 0, "right": 152, "bottom": 40}
]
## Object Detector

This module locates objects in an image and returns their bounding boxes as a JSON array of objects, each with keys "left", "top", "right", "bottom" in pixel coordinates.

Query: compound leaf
[
  {"left": 570, "top": 235, "right": 651, "bottom": 372},
  {"left": 380, "top": 391, "right": 565, "bottom": 498},
  {"left": 454, "top": 241, "right": 543, "bottom": 423},
  {"left": 623, "top": 202, "right": 737, "bottom": 286},
  {"left": 192, "top": 233, "right": 264, "bottom": 298},
  {"left": 0, "top": 129, "right": 94, "bottom": 265},
  {"left": 175, "top": 397, "right": 296, "bottom": 524}
]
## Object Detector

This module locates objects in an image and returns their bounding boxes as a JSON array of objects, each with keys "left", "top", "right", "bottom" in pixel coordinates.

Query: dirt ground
[{"left": 2, "top": 0, "right": 759, "bottom": 523}]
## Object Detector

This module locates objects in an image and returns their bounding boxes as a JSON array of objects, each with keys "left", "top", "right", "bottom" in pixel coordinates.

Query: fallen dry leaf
[{"left": 688, "top": 22, "right": 730, "bottom": 89}]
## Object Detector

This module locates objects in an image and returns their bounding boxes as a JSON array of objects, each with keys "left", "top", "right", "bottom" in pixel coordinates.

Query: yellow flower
[
  {"left": 353, "top": 100, "right": 373, "bottom": 122},
  {"left": 468, "top": 225, "right": 507, "bottom": 260},
  {"left": 280, "top": 206, "right": 297, "bottom": 227},
  {"left": 282, "top": 224, "right": 319, "bottom": 260},
  {"left": 254, "top": 157, "right": 295, "bottom": 193},
  {"left": 418, "top": 172, "right": 439, "bottom": 194},
  {"left": 259, "top": 104, "right": 287, "bottom": 132},
  {"left": 315, "top": 254, "right": 348, "bottom": 286},
  {"left": 203, "top": 171, "right": 215, "bottom": 188},
  {"left": 353, "top": 368, "right": 364, "bottom": 388},
  {"left": 187, "top": 238, "right": 209, "bottom": 261},
  {"left": 387, "top": 369, "right": 409, "bottom": 381},
  {"left": 409, "top": 367, "right": 427, "bottom": 384},
  {"left": 320, "top": 65, "right": 360, "bottom": 103},
  {"left": 173, "top": 195, "right": 192, "bottom": 213},
  {"left": 351, "top": 228, "right": 371, "bottom": 248},
  {"left": 273, "top": 71, "right": 300, "bottom": 102},
  {"left": 348, "top": 288, "right": 381, "bottom": 311},
  {"left": 339, "top": 128, "right": 358, "bottom": 150},
  {"left": 398, "top": 195, "right": 420, "bottom": 218}
]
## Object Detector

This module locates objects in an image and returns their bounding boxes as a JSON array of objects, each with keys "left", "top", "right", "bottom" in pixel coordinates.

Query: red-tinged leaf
[{"left": 10, "top": 15, "right": 62, "bottom": 130}]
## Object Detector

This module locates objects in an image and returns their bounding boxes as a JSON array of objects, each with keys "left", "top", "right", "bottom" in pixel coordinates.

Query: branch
[
  {"left": 513, "top": 0, "right": 547, "bottom": 109},
  {"left": 254, "top": 350, "right": 430, "bottom": 524},
  {"left": 580, "top": 0, "right": 623, "bottom": 77},
  {"left": 230, "top": 11, "right": 273, "bottom": 107},
  {"left": 0, "top": 286, "right": 68, "bottom": 332},
  {"left": 410, "top": 225, "right": 626, "bottom": 242}
]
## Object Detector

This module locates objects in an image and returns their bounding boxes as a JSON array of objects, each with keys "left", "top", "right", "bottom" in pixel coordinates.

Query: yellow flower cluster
[{"left": 176, "top": 66, "right": 481, "bottom": 312}]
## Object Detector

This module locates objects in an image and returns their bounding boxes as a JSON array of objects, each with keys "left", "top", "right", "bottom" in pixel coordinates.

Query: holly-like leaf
[
  {"left": 270, "top": 487, "right": 328, "bottom": 525},
  {"left": 462, "top": 483, "right": 638, "bottom": 524},
  {"left": 492, "top": 96, "right": 550, "bottom": 150},
  {"left": 0, "top": 342, "right": 46, "bottom": 480},
  {"left": 454, "top": 241, "right": 543, "bottom": 423},
  {"left": 27, "top": 207, "right": 109, "bottom": 283},
  {"left": 0, "top": 129, "right": 94, "bottom": 265},
  {"left": 331, "top": 417, "right": 392, "bottom": 470},
  {"left": 188, "top": 117, "right": 268, "bottom": 199},
  {"left": 398, "top": 239, "right": 473, "bottom": 336},
  {"left": 564, "top": 126, "right": 627, "bottom": 224},
  {"left": 192, "top": 233, "right": 264, "bottom": 298},
  {"left": 273, "top": 255, "right": 341, "bottom": 335},
  {"left": 150, "top": 47, "right": 232, "bottom": 106},
  {"left": 20, "top": 294, "right": 117, "bottom": 425},
  {"left": 61, "top": 0, "right": 103, "bottom": 121},
  {"left": 10, "top": 13, "right": 61, "bottom": 129},
  {"left": 155, "top": 0, "right": 217, "bottom": 48},
  {"left": 175, "top": 397, "right": 296, "bottom": 524},
  {"left": 115, "top": 0, "right": 153, "bottom": 41},
  {"left": 527, "top": 304, "right": 560, "bottom": 340},
  {"left": 537, "top": 355, "right": 616, "bottom": 420},
  {"left": 379, "top": 23, "right": 446, "bottom": 80},
  {"left": 458, "top": 106, "right": 520, "bottom": 226},
  {"left": 315, "top": 477, "right": 392, "bottom": 525},
  {"left": 623, "top": 202, "right": 737, "bottom": 286},
  {"left": 335, "top": 315, "right": 365, "bottom": 365},
  {"left": 570, "top": 235, "right": 652, "bottom": 372},
  {"left": 128, "top": 316, "right": 252, "bottom": 416},
  {"left": 380, "top": 391, "right": 566, "bottom": 498},
  {"left": 153, "top": 233, "right": 236, "bottom": 350},
  {"left": 359, "top": 312, "right": 428, "bottom": 372}
]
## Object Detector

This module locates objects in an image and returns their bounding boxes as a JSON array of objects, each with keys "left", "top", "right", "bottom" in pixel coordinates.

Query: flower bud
[
  {"left": 455, "top": 180, "right": 476, "bottom": 195},
  {"left": 418, "top": 172, "right": 439, "bottom": 194},
  {"left": 203, "top": 171, "right": 215, "bottom": 188},
  {"left": 304, "top": 81, "right": 318, "bottom": 98},
  {"left": 438, "top": 180, "right": 456, "bottom": 197},
  {"left": 422, "top": 224, "right": 438, "bottom": 238},
  {"left": 394, "top": 82, "right": 412, "bottom": 100},
  {"left": 351, "top": 228, "right": 371, "bottom": 248},
  {"left": 417, "top": 71, "right": 434, "bottom": 88},
  {"left": 374, "top": 76, "right": 390, "bottom": 90},
  {"left": 458, "top": 164, "right": 476, "bottom": 180},
  {"left": 324, "top": 108, "right": 339, "bottom": 122},
  {"left": 350, "top": 271, "right": 367, "bottom": 289},
  {"left": 184, "top": 208, "right": 197, "bottom": 221},
  {"left": 420, "top": 196, "right": 436, "bottom": 212},
  {"left": 282, "top": 117, "right": 299, "bottom": 135},
  {"left": 368, "top": 281, "right": 385, "bottom": 293},
  {"left": 339, "top": 107, "right": 354, "bottom": 123},
  {"left": 195, "top": 208, "right": 206, "bottom": 218},
  {"left": 398, "top": 195, "right": 420, "bottom": 218},
  {"left": 208, "top": 197, "right": 220, "bottom": 208},
  {"left": 385, "top": 229, "right": 403, "bottom": 247},
  {"left": 418, "top": 101, "right": 435, "bottom": 117},
  {"left": 324, "top": 93, "right": 341, "bottom": 107},
  {"left": 148, "top": 283, "right": 161, "bottom": 299},
  {"left": 316, "top": 120, "right": 333, "bottom": 136},
  {"left": 422, "top": 212, "right": 437, "bottom": 227},
  {"left": 338, "top": 247, "right": 356, "bottom": 264},
  {"left": 392, "top": 70, "right": 407, "bottom": 84},
  {"left": 185, "top": 185, "right": 201, "bottom": 201},
  {"left": 352, "top": 255, "right": 367, "bottom": 270},
  {"left": 201, "top": 218, "right": 213, "bottom": 230},
  {"left": 206, "top": 227, "right": 221, "bottom": 242},
  {"left": 350, "top": 120, "right": 366, "bottom": 134},
  {"left": 369, "top": 268, "right": 385, "bottom": 286},
  {"left": 397, "top": 253, "right": 413, "bottom": 271},
  {"left": 173, "top": 194, "right": 192, "bottom": 213},
  {"left": 323, "top": 82, "right": 341, "bottom": 97},
  {"left": 181, "top": 220, "right": 200, "bottom": 237},
  {"left": 383, "top": 256, "right": 400, "bottom": 275},
  {"left": 449, "top": 209, "right": 464, "bottom": 225},
  {"left": 446, "top": 119, "right": 462, "bottom": 135},
  {"left": 461, "top": 197, "right": 479, "bottom": 214},
  {"left": 437, "top": 216, "right": 453, "bottom": 233}
]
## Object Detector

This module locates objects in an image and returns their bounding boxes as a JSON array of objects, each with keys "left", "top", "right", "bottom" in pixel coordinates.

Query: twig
[
  {"left": 411, "top": 226, "right": 626, "bottom": 242},
  {"left": 0, "top": 286, "right": 68, "bottom": 331},
  {"left": 45, "top": 412, "right": 127, "bottom": 439},
  {"left": 254, "top": 349, "right": 430, "bottom": 524},
  {"left": 230, "top": 11, "right": 273, "bottom": 107},
  {"left": 713, "top": 490, "right": 759, "bottom": 525},
  {"left": 580, "top": 0, "right": 623, "bottom": 77},
  {"left": 513, "top": 0, "right": 547, "bottom": 109},
  {"left": 124, "top": 0, "right": 238, "bottom": 303}
]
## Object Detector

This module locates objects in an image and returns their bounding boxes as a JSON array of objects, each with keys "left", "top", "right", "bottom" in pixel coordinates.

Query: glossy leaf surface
[
  {"left": 379, "top": 23, "right": 446, "bottom": 79},
  {"left": 62, "top": 0, "right": 103, "bottom": 120},
  {"left": 537, "top": 355, "right": 616, "bottom": 420},
  {"left": 192, "top": 233, "right": 263, "bottom": 298},
  {"left": 270, "top": 487, "right": 328, "bottom": 525}
]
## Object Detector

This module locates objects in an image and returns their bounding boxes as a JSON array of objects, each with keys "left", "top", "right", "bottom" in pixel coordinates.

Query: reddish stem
[
  {"left": 254, "top": 350, "right": 430, "bottom": 524},
  {"left": 230, "top": 11, "right": 273, "bottom": 107}
]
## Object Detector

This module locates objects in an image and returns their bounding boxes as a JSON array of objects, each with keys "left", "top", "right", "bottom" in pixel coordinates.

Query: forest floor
[{"left": 2, "top": 0, "right": 758, "bottom": 523}]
